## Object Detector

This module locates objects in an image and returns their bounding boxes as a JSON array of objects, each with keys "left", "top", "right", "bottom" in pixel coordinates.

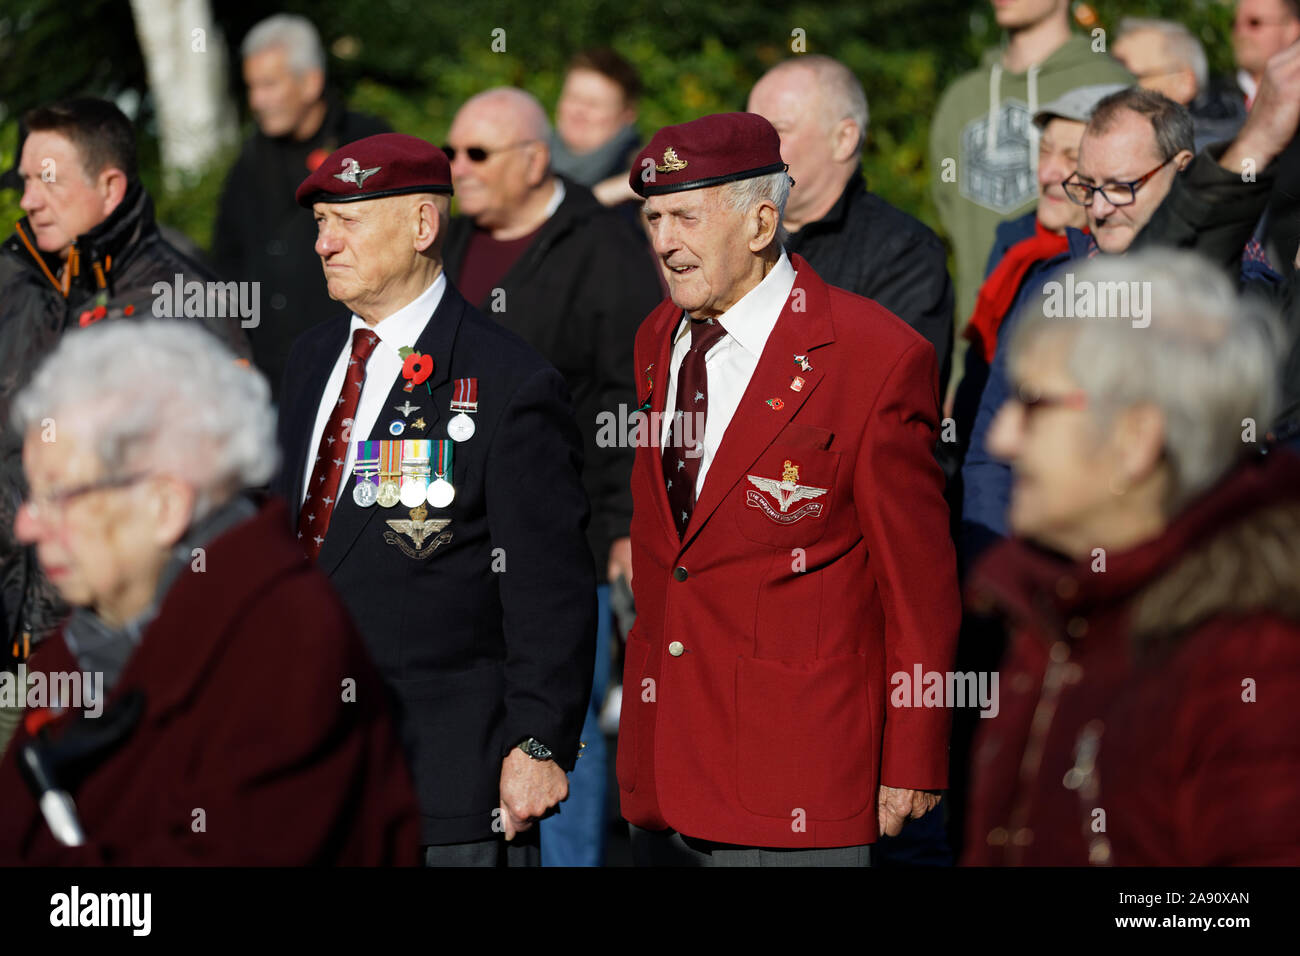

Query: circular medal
[
  {"left": 376, "top": 480, "right": 401, "bottom": 508},
  {"left": 388, "top": 419, "right": 406, "bottom": 437},
  {"left": 447, "top": 413, "right": 476, "bottom": 442},
  {"left": 426, "top": 478, "right": 455, "bottom": 508},
  {"left": 400, "top": 479, "right": 428, "bottom": 508},
  {"left": 353, "top": 481, "right": 378, "bottom": 507}
]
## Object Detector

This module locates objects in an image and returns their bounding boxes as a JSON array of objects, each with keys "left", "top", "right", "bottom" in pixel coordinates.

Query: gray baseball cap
[{"left": 1033, "top": 83, "right": 1130, "bottom": 128}]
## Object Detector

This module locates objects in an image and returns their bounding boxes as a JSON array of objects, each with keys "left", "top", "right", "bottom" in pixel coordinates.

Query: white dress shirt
[
  {"left": 300, "top": 273, "right": 447, "bottom": 507},
  {"left": 659, "top": 252, "right": 797, "bottom": 496}
]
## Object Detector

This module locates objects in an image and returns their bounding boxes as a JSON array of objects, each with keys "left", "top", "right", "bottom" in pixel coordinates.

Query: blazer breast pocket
[{"left": 734, "top": 441, "right": 840, "bottom": 549}]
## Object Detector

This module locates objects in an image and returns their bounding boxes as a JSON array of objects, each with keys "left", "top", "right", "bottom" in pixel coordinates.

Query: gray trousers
[
  {"left": 422, "top": 828, "right": 541, "bottom": 867},
  {"left": 629, "top": 825, "right": 871, "bottom": 867}
]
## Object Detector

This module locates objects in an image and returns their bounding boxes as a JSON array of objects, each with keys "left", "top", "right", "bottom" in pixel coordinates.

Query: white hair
[
  {"left": 1118, "top": 17, "right": 1208, "bottom": 94},
  {"left": 12, "top": 321, "right": 278, "bottom": 520},
  {"left": 725, "top": 170, "right": 792, "bottom": 250},
  {"left": 1010, "top": 249, "right": 1284, "bottom": 512},
  {"left": 241, "top": 14, "right": 326, "bottom": 77}
]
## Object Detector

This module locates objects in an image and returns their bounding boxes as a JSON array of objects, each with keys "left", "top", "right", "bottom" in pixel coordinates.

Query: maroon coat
[
  {"left": 0, "top": 499, "right": 420, "bottom": 865},
  {"left": 619, "top": 255, "right": 960, "bottom": 847},
  {"left": 963, "top": 451, "right": 1300, "bottom": 865}
]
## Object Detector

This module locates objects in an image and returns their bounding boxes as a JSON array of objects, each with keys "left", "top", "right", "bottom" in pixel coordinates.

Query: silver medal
[
  {"left": 353, "top": 481, "right": 378, "bottom": 507},
  {"left": 447, "top": 412, "right": 476, "bottom": 442},
  {"left": 426, "top": 478, "right": 455, "bottom": 508},
  {"left": 399, "top": 479, "right": 427, "bottom": 508}
]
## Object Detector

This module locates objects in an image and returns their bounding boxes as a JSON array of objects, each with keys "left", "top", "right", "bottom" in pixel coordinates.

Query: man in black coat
[
  {"left": 747, "top": 56, "right": 955, "bottom": 389},
  {"left": 0, "top": 98, "right": 250, "bottom": 730},
  {"left": 441, "top": 87, "right": 662, "bottom": 866},
  {"left": 1132, "top": 38, "right": 1300, "bottom": 442},
  {"left": 273, "top": 133, "right": 595, "bottom": 866},
  {"left": 212, "top": 14, "right": 389, "bottom": 399}
]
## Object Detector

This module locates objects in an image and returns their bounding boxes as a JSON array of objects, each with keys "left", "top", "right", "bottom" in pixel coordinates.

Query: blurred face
[
  {"left": 992, "top": 0, "right": 1068, "bottom": 31},
  {"left": 556, "top": 68, "right": 635, "bottom": 155},
  {"left": 1234, "top": 0, "right": 1300, "bottom": 77},
  {"left": 446, "top": 102, "right": 545, "bottom": 229},
  {"left": 1074, "top": 110, "right": 1184, "bottom": 254},
  {"left": 15, "top": 425, "right": 171, "bottom": 626},
  {"left": 18, "top": 131, "right": 118, "bottom": 256},
  {"left": 748, "top": 67, "right": 846, "bottom": 225},
  {"left": 986, "top": 337, "right": 1118, "bottom": 556},
  {"left": 313, "top": 195, "right": 425, "bottom": 315},
  {"left": 243, "top": 46, "right": 324, "bottom": 138},
  {"left": 1036, "top": 118, "right": 1087, "bottom": 233},
  {"left": 642, "top": 186, "right": 765, "bottom": 320},
  {"left": 1113, "top": 29, "right": 1198, "bottom": 104}
]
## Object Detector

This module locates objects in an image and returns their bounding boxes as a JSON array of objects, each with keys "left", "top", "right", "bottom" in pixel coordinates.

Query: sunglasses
[{"left": 442, "top": 141, "right": 536, "bottom": 163}]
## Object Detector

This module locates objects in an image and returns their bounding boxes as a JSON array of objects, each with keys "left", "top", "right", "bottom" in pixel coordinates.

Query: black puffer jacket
[{"left": 0, "top": 181, "right": 251, "bottom": 654}]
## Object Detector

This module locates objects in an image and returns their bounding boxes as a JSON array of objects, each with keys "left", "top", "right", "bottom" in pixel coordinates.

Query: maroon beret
[
  {"left": 629, "top": 112, "right": 787, "bottom": 198},
  {"left": 295, "top": 133, "right": 452, "bottom": 207}
]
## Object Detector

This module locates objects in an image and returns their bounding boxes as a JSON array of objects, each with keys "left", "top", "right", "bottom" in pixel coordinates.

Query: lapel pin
[
  {"left": 794, "top": 354, "right": 812, "bottom": 372},
  {"left": 766, "top": 397, "right": 785, "bottom": 411},
  {"left": 790, "top": 376, "right": 805, "bottom": 392}
]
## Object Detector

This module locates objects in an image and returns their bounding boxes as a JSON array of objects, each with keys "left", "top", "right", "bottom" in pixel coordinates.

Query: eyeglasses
[
  {"left": 1009, "top": 382, "right": 1089, "bottom": 414},
  {"left": 442, "top": 141, "right": 536, "bottom": 163},
  {"left": 21, "top": 472, "right": 150, "bottom": 523},
  {"left": 1062, "top": 157, "right": 1173, "bottom": 207}
]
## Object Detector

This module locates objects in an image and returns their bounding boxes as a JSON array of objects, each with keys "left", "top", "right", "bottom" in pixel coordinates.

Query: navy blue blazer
[{"left": 272, "top": 278, "right": 596, "bottom": 846}]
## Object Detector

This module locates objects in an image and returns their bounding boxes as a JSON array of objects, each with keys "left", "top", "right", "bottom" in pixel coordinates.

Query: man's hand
[
  {"left": 877, "top": 785, "right": 940, "bottom": 837},
  {"left": 607, "top": 536, "right": 633, "bottom": 587},
  {"left": 1221, "top": 40, "right": 1300, "bottom": 173},
  {"left": 498, "top": 748, "right": 569, "bottom": 840}
]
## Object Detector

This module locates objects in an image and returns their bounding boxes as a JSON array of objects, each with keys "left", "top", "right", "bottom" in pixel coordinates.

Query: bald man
[
  {"left": 441, "top": 88, "right": 662, "bottom": 867},
  {"left": 748, "top": 57, "right": 954, "bottom": 387}
]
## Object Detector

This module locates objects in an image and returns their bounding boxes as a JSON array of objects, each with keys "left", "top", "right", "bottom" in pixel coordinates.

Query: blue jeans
[{"left": 540, "top": 585, "right": 610, "bottom": 866}]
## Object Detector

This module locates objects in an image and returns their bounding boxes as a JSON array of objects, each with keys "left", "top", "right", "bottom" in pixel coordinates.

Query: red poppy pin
[
  {"left": 399, "top": 348, "right": 434, "bottom": 394},
  {"left": 306, "top": 148, "right": 330, "bottom": 172}
]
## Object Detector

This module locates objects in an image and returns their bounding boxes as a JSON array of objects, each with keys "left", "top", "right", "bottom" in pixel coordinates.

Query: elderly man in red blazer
[{"left": 617, "top": 112, "right": 960, "bottom": 865}]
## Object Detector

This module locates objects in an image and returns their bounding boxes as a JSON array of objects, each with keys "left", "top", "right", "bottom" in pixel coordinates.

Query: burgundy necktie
[
  {"left": 298, "top": 327, "right": 380, "bottom": 559},
  {"left": 662, "top": 317, "right": 727, "bottom": 537}
]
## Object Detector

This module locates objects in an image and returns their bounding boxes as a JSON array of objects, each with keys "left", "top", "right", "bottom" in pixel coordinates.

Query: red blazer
[
  {"left": 0, "top": 500, "right": 420, "bottom": 865},
  {"left": 618, "top": 254, "right": 960, "bottom": 848}
]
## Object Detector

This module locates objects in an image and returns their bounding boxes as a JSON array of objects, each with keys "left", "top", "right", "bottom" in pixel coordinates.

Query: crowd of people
[{"left": 0, "top": 0, "right": 1296, "bottom": 867}]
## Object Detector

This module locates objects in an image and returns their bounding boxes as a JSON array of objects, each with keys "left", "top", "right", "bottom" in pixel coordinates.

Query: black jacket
[
  {"left": 785, "top": 172, "right": 955, "bottom": 387},
  {"left": 212, "top": 96, "right": 389, "bottom": 399},
  {"left": 443, "top": 178, "right": 662, "bottom": 567},
  {"left": 1132, "top": 143, "right": 1300, "bottom": 436},
  {"left": 272, "top": 281, "right": 596, "bottom": 845},
  {"left": 0, "top": 181, "right": 251, "bottom": 655}
]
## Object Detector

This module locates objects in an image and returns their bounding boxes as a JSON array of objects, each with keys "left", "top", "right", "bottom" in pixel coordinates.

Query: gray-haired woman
[
  {"left": 0, "top": 320, "right": 418, "bottom": 864},
  {"left": 962, "top": 249, "right": 1300, "bottom": 865}
]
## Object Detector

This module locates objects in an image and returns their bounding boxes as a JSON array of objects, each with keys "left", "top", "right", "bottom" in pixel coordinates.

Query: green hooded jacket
[{"left": 930, "top": 33, "right": 1133, "bottom": 333}]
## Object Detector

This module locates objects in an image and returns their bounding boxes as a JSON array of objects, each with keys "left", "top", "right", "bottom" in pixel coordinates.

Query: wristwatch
[{"left": 517, "top": 737, "right": 554, "bottom": 761}]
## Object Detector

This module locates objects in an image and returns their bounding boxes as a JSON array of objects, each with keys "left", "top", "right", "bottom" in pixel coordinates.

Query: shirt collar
[
  {"left": 696, "top": 250, "right": 796, "bottom": 359},
  {"left": 543, "top": 178, "right": 566, "bottom": 219},
  {"left": 351, "top": 271, "right": 447, "bottom": 354}
]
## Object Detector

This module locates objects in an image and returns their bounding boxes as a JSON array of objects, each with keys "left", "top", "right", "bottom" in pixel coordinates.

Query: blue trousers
[{"left": 540, "top": 584, "right": 610, "bottom": 866}]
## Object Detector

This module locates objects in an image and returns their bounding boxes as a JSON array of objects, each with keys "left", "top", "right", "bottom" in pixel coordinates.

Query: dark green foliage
[{"left": 0, "top": 1, "right": 1244, "bottom": 249}]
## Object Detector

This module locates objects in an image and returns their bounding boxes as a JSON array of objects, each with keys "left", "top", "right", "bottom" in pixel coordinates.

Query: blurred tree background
[{"left": 0, "top": 0, "right": 1238, "bottom": 255}]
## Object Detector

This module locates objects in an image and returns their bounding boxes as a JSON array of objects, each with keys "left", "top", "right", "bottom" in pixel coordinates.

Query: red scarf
[{"left": 964, "top": 220, "right": 1076, "bottom": 363}]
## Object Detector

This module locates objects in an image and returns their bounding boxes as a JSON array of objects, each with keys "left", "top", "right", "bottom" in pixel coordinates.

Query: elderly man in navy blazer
[{"left": 272, "top": 133, "right": 595, "bottom": 866}]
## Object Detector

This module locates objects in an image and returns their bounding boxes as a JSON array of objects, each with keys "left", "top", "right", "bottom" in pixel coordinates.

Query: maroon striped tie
[
  {"left": 298, "top": 328, "right": 380, "bottom": 559},
  {"left": 662, "top": 317, "right": 727, "bottom": 537}
]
